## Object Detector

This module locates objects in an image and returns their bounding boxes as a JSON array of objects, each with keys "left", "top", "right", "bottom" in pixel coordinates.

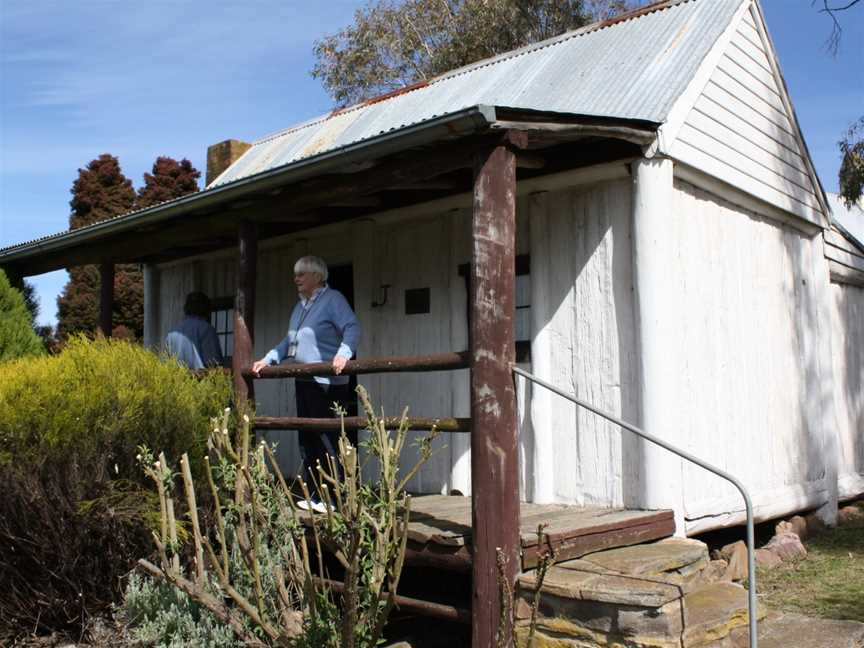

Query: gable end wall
[{"left": 668, "top": 4, "right": 824, "bottom": 227}]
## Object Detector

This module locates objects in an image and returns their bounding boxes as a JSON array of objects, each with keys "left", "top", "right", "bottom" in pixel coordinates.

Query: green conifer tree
[{"left": 0, "top": 269, "right": 45, "bottom": 360}]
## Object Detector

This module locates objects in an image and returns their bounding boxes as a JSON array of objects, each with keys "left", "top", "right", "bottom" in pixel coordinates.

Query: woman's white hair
[{"left": 294, "top": 255, "right": 328, "bottom": 282}]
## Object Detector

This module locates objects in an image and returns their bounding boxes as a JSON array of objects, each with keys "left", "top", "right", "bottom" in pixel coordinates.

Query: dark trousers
[{"left": 295, "top": 380, "right": 356, "bottom": 494}]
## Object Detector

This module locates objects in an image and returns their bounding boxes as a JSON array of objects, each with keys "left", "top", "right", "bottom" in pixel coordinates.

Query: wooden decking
[{"left": 402, "top": 495, "right": 675, "bottom": 573}]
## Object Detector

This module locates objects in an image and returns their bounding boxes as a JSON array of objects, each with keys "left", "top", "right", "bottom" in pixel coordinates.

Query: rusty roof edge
[{"left": 0, "top": 106, "right": 496, "bottom": 272}]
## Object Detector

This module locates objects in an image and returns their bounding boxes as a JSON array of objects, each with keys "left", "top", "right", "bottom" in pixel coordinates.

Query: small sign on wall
[{"left": 405, "top": 287, "right": 430, "bottom": 314}]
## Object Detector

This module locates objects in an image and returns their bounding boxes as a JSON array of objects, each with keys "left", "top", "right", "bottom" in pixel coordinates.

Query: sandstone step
[
  {"left": 516, "top": 538, "right": 764, "bottom": 648},
  {"left": 577, "top": 537, "right": 711, "bottom": 585}
]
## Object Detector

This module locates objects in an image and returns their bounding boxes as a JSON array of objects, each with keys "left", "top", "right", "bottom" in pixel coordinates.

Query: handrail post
[{"left": 510, "top": 365, "right": 758, "bottom": 648}]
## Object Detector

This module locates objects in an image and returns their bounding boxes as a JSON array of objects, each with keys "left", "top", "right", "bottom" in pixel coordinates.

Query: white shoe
[
  {"left": 309, "top": 500, "right": 330, "bottom": 514},
  {"left": 297, "top": 499, "right": 330, "bottom": 514}
]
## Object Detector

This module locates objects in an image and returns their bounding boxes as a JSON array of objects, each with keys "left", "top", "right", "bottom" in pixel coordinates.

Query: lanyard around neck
[{"left": 292, "top": 291, "right": 323, "bottom": 340}]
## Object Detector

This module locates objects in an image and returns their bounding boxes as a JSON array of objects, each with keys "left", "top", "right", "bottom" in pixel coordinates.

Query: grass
[{"left": 756, "top": 501, "right": 864, "bottom": 622}]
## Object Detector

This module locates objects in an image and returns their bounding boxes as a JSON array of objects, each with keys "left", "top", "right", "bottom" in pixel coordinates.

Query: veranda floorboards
[
  {"left": 297, "top": 495, "right": 674, "bottom": 572},
  {"left": 403, "top": 495, "right": 675, "bottom": 572}
]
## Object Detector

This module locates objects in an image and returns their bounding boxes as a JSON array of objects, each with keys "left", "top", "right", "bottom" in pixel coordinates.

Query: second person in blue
[{"left": 251, "top": 255, "right": 361, "bottom": 512}]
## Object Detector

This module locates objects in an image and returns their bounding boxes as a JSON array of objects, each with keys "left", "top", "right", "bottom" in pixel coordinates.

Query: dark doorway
[
  {"left": 326, "top": 263, "right": 359, "bottom": 430},
  {"left": 328, "top": 263, "right": 355, "bottom": 309}
]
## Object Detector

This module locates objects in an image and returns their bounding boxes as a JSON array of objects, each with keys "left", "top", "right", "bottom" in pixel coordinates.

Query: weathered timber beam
[
  {"left": 246, "top": 351, "right": 469, "bottom": 379},
  {"left": 315, "top": 577, "right": 470, "bottom": 624},
  {"left": 16, "top": 216, "right": 238, "bottom": 274},
  {"left": 99, "top": 262, "right": 114, "bottom": 337},
  {"left": 403, "top": 543, "right": 472, "bottom": 573},
  {"left": 253, "top": 136, "right": 499, "bottom": 223},
  {"left": 326, "top": 196, "right": 382, "bottom": 208},
  {"left": 516, "top": 152, "right": 546, "bottom": 169},
  {"left": 389, "top": 180, "right": 459, "bottom": 191},
  {"left": 254, "top": 415, "right": 470, "bottom": 432},
  {"left": 491, "top": 120, "right": 656, "bottom": 146}
]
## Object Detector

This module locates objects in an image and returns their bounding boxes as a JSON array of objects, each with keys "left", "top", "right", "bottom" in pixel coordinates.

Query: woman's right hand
[{"left": 251, "top": 359, "right": 268, "bottom": 376}]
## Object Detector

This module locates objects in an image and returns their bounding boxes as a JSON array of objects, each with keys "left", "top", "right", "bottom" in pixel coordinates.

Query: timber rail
[
  {"left": 255, "top": 415, "right": 470, "bottom": 432},
  {"left": 245, "top": 351, "right": 472, "bottom": 433},
  {"left": 244, "top": 351, "right": 469, "bottom": 379}
]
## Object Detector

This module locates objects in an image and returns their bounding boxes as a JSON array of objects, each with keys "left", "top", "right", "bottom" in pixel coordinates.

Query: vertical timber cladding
[
  {"left": 99, "top": 262, "right": 115, "bottom": 337},
  {"left": 233, "top": 221, "right": 258, "bottom": 403},
  {"left": 470, "top": 134, "right": 522, "bottom": 648}
]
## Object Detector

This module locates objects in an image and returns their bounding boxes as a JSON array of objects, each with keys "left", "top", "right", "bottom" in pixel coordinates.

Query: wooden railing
[
  {"left": 245, "top": 351, "right": 471, "bottom": 433},
  {"left": 255, "top": 415, "right": 470, "bottom": 432},
  {"left": 243, "top": 351, "right": 469, "bottom": 379}
]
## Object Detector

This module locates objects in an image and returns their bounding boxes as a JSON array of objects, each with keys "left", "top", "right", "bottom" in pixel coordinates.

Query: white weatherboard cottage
[{"left": 3, "top": 0, "right": 861, "bottom": 537}]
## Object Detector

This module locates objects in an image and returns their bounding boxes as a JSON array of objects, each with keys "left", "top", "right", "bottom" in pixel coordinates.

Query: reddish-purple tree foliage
[
  {"left": 135, "top": 156, "right": 201, "bottom": 209},
  {"left": 68, "top": 154, "right": 136, "bottom": 230},
  {"left": 57, "top": 155, "right": 137, "bottom": 340},
  {"left": 56, "top": 155, "right": 201, "bottom": 341}
]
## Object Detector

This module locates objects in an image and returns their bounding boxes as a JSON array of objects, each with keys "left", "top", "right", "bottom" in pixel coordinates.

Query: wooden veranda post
[
  {"left": 470, "top": 134, "right": 522, "bottom": 647},
  {"left": 233, "top": 220, "right": 257, "bottom": 404},
  {"left": 99, "top": 262, "right": 114, "bottom": 337}
]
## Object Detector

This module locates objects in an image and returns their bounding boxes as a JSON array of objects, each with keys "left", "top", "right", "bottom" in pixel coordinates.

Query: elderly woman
[{"left": 251, "top": 255, "right": 361, "bottom": 511}]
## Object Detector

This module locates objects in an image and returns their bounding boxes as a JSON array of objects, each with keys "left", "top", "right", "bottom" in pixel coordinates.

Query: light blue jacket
[
  {"left": 262, "top": 286, "right": 360, "bottom": 385},
  {"left": 166, "top": 316, "right": 224, "bottom": 370}
]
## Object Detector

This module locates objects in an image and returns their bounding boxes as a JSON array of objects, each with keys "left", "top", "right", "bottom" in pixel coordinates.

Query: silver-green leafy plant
[{"left": 133, "top": 385, "right": 440, "bottom": 648}]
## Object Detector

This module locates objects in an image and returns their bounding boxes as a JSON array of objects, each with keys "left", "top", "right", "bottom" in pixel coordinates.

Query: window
[
  {"left": 457, "top": 254, "right": 531, "bottom": 362},
  {"left": 210, "top": 297, "right": 234, "bottom": 360}
]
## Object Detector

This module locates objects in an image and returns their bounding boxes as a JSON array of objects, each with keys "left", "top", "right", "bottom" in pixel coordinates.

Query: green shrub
[
  {"left": 0, "top": 336, "right": 231, "bottom": 635},
  {"left": 0, "top": 269, "right": 45, "bottom": 360}
]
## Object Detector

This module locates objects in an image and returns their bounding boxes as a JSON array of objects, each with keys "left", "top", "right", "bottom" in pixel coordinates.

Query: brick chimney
[{"left": 206, "top": 139, "right": 252, "bottom": 186}]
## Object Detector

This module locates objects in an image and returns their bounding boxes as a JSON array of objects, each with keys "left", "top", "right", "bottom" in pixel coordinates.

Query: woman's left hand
[{"left": 332, "top": 355, "right": 348, "bottom": 375}]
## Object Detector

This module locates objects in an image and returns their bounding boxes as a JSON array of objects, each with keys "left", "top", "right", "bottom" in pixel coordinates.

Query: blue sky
[{"left": 1, "top": 0, "right": 861, "bottom": 327}]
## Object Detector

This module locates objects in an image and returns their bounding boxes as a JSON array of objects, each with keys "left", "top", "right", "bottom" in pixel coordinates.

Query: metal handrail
[{"left": 511, "top": 365, "right": 758, "bottom": 648}]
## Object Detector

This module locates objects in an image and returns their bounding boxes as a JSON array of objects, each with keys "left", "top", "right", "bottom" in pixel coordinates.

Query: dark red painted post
[
  {"left": 233, "top": 220, "right": 257, "bottom": 404},
  {"left": 99, "top": 262, "right": 114, "bottom": 337},
  {"left": 470, "top": 135, "right": 521, "bottom": 647}
]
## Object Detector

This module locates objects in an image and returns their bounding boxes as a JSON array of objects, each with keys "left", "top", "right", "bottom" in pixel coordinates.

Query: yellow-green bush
[
  {"left": 0, "top": 335, "right": 229, "bottom": 470},
  {"left": 0, "top": 335, "right": 231, "bottom": 636}
]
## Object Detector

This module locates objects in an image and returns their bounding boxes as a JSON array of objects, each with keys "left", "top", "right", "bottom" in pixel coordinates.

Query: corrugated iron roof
[
  {"left": 212, "top": 0, "right": 744, "bottom": 188},
  {"left": 0, "top": 0, "right": 746, "bottom": 263}
]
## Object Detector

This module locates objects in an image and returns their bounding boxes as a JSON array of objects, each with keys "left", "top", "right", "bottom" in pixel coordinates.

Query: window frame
[{"left": 209, "top": 296, "right": 235, "bottom": 363}]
